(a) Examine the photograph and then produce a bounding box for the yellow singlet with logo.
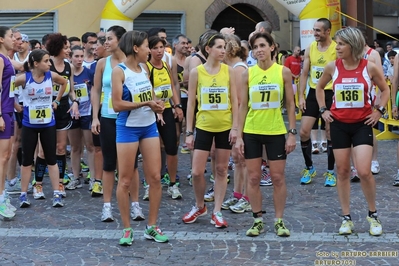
[244,63,286,135]
[308,40,337,90]
[147,61,173,108]
[196,63,231,132]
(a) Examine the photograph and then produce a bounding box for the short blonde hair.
[334,27,365,61]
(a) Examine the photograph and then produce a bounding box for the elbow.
[112,100,122,112]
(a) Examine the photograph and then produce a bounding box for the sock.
[17,147,22,166]
[327,169,334,174]
[146,225,154,229]
[104,202,111,208]
[131,202,138,207]
[368,210,377,217]
[95,179,102,183]
[160,149,167,176]
[327,140,335,171]
[35,156,47,183]
[56,155,66,180]
[252,210,263,219]
[169,182,175,187]
[53,190,60,195]
[233,191,242,199]
[343,214,351,220]
[9,177,18,186]
[301,139,313,168]
[20,192,27,197]
[243,195,250,202]
[274,218,281,223]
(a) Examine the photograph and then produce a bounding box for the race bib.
[311,66,324,84]
[53,80,70,97]
[200,87,228,111]
[335,83,364,109]
[107,92,118,115]
[154,84,172,101]
[250,84,280,110]
[74,83,89,102]
[29,104,52,124]
[133,89,153,103]
[9,75,16,98]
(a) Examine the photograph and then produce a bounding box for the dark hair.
[68,36,80,44]
[147,27,166,38]
[42,34,50,47]
[118,30,148,57]
[172,34,187,46]
[70,45,84,57]
[97,36,106,46]
[317,18,332,30]
[23,49,49,72]
[356,27,368,44]
[107,25,127,41]
[200,31,224,59]
[149,35,166,49]
[0,26,10,39]
[29,39,41,49]
[187,38,192,44]
[300,49,305,56]
[46,33,68,56]
[249,31,276,58]
[81,32,97,43]
[388,50,397,58]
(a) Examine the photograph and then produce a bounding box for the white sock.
[104,202,111,208]
[9,177,17,185]
[131,202,138,207]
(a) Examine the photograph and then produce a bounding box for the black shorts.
[194,128,231,151]
[303,89,333,118]
[243,133,287,160]
[312,117,326,130]
[330,119,373,149]
[181,97,188,118]
[55,104,72,130]
[14,111,23,129]
[158,108,178,156]
[99,117,117,171]
[70,115,92,130]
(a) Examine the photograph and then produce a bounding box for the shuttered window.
[133,13,184,43]
[0,12,55,42]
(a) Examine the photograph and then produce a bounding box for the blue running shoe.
[300,166,316,184]
[19,193,31,208]
[323,171,336,187]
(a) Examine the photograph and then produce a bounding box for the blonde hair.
[334,27,365,61]
[224,34,246,61]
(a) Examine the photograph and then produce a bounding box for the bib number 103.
[138,91,152,102]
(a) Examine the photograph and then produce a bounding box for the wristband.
[73,99,80,106]
[53,100,60,106]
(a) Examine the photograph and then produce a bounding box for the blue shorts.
[70,115,92,130]
[116,122,159,143]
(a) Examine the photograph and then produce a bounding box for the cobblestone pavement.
[1,123,399,265]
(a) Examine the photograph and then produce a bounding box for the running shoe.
[246,218,264,237]
[320,141,328,153]
[211,211,228,228]
[144,225,169,243]
[4,193,16,213]
[180,145,191,154]
[62,173,71,185]
[101,205,114,222]
[311,142,319,154]
[274,218,290,237]
[119,228,133,246]
[351,167,360,182]
[228,157,235,170]
[371,161,380,174]
[5,179,21,193]
[143,185,149,201]
[366,214,382,236]
[130,203,145,221]
[210,174,230,184]
[19,193,31,208]
[300,166,316,184]
[221,196,238,210]
[80,159,89,172]
[339,218,354,235]
[393,174,399,186]
[33,184,46,200]
[161,173,170,187]
[323,171,336,187]
[85,172,91,185]
[138,154,143,162]
[52,194,64,207]
[230,197,251,213]
[91,182,103,197]
[65,178,83,190]
[167,184,182,199]
[260,169,272,186]
[182,205,207,224]
[59,183,66,198]
[204,186,214,202]
[0,201,15,220]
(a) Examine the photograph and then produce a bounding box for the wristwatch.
[186,131,194,137]
[377,106,386,115]
[173,104,183,109]
[288,129,297,135]
[319,106,328,114]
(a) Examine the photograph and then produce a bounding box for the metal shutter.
[0,12,55,42]
[133,13,184,43]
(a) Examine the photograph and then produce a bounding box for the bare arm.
[368,61,390,109]
[91,58,105,120]
[391,54,399,118]
[228,66,238,130]
[0,57,4,112]
[10,59,24,72]
[170,57,181,105]
[235,69,249,155]
[185,68,198,132]
[283,66,297,154]
[316,61,335,123]
[299,47,310,98]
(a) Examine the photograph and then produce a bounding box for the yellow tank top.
[308,40,336,90]
[244,63,286,135]
[196,63,232,132]
[147,61,174,108]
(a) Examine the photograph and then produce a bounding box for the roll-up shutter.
[0,12,55,42]
[133,13,184,44]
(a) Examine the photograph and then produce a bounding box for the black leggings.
[21,125,57,166]
[157,108,178,156]
[99,117,117,171]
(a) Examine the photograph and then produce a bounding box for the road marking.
[0,228,397,243]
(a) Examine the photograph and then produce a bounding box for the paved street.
[2,123,399,265]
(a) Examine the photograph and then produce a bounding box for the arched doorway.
[211,4,263,40]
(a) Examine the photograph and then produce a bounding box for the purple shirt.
[0,53,15,113]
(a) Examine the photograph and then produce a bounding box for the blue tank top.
[21,71,55,128]
[100,56,117,119]
[73,67,93,116]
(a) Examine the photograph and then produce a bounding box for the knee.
[0,151,11,162]
[215,165,228,178]
[94,146,102,154]
[357,168,371,179]
[336,167,350,180]
[85,144,95,153]
[271,173,285,187]
[56,143,66,155]
[147,173,161,186]
[118,176,131,190]
[70,144,81,153]
[247,172,260,187]
[299,128,310,140]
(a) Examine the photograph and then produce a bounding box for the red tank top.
[331,59,372,123]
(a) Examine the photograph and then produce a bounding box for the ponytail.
[23,61,30,72]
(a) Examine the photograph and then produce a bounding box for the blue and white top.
[116,63,155,128]
[73,67,93,116]
[21,71,55,128]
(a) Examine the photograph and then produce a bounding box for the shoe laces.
[251,219,263,230]
[123,228,132,238]
[275,219,287,230]
[213,212,225,223]
[187,206,200,216]
[323,172,335,181]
